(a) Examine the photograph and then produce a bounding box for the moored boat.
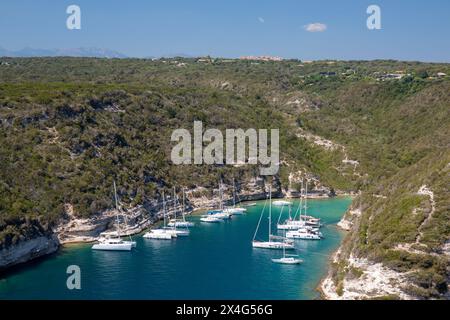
[252,186,295,251]
[200,215,222,223]
[92,182,136,251]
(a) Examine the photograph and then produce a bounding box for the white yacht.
[272,230,303,264]
[203,182,232,220]
[272,256,303,264]
[100,231,137,248]
[167,219,195,228]
[143,229,173,240]
[286,230,321,240]
[252,187,295,251]
[206,210,232,220]
[92,235,133,251]
[277,179,322,232]
[223,207,246,215]
[277,204,303,230]
[277,221,304,230]
[272,200,292,206]
[252,240,295,250]
[145,189,191,239]
[92,182,136,251]
[168,189,195,229]
[224,178,247,215]
[200,215,222,223]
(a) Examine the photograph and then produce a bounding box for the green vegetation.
[0,57,448,297]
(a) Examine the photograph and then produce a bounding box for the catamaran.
[252,186,295,250]
[92,181,136,251]
[92,234,134,251]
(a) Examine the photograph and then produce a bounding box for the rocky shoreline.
[318,201,436,300]
[0,235,60,271]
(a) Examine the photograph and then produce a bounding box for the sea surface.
[0,197,351,299]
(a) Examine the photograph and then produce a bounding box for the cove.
[0,197,351,300]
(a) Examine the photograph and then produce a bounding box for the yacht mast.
[304,180,308,218]
[268,185,272,242]
[182,188,186,222]
[233,178,236,208]
[219,181,223,211]
[173,186,177,230]
[113,181,121,235]
[162,191,166,228]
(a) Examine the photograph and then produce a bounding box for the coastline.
[60,193,354,245]
[0,196,352,299]
[0,186,354,275]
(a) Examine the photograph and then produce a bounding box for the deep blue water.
[0,197,351,299]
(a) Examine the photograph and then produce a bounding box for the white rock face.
[337,208,361,231]
[0,235,59,270]
[321,255,415,300]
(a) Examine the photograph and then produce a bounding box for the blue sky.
[0,0,449,61]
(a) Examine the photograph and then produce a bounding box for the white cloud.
[304,23,327,32]
[258,17,265,23]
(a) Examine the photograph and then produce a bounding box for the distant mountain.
[160,53,195,58]
[0,47,127,58]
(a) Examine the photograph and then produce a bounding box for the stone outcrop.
[0,235,59,270]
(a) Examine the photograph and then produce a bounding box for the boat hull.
[92,243,133,251]
[252,241,295,250]
[167,222,195,228]
[271,258,303,264]
[200,217,222,223]
[143,231,172,240]
[286,232,321,240]
[277,224,302,230]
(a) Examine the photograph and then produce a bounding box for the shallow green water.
[0,197,351,299]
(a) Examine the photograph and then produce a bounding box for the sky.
[0,0,449,62]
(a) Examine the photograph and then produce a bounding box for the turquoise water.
[0,197,351,300]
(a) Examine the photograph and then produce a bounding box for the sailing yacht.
[147,189,191,239]
[166,188,190,236]
[200,215,222,223]
[144,192,178,240]
[272,231,303,264]
[277,204,304,230]
[167,188,194,228]
[285,181,323,240]
[286,229,321,240]
[223,178,247,215]
[92,181,136,251]
[252,186,295,250]
[205,182,232,220]
[278,180,323,234]
[144,229,173,240]
[272,200,292,206]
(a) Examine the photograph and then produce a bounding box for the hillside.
[0,57,448,298]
